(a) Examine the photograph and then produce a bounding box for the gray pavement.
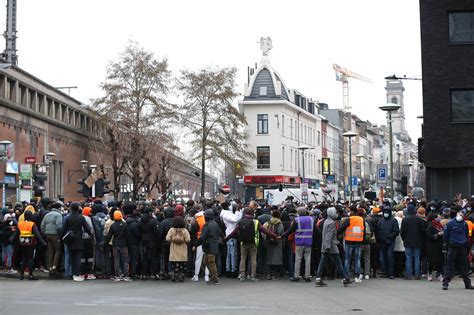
[0,276,472,315]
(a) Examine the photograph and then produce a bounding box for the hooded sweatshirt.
[377,207,399,244]
[320,207,340,254]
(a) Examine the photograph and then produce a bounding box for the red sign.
[25,157,36,164]
[222,185,230,193]
[244,176,301,185]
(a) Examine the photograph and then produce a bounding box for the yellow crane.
[333,64,372,111]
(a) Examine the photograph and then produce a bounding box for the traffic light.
[77,177,91,198]
[32,168,47,197]
[95,178,110,198]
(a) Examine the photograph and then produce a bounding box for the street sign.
[20,164,32,180]
[84,169,99,188]
[322,158,330,175]
[326,175,335,183]
[222,184,230,194]
[24,157,36,164]
[351,176,358,186]
[377,164,388,185]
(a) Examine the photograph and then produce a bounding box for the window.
[257,147,270,169]
[282,115,285,135]
[259,86,268,96]
[449,12,474,43]
[290,119,293,138]
[257,114,268,134]
[304,125,307,143]
[290,149,293,172]
[451,89,474,122]
[282,146,285,169]
[317,131,321,146]
[391,96,398,104]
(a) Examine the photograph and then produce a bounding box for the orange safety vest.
[196,214,206,240]
[345,216,364,242]
[467,220,473,238]
[18,221,35,246]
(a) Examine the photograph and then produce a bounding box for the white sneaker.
[73,276,84,282]
[438,275,443,282]
[355,277,362,283]
[204,275,210,282]
[87,274,96,280]
[191,275,199,282]
[364,275,370,280]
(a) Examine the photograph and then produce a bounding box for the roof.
[244,63,289,101]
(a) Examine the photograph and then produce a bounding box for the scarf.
[431,219,443,232]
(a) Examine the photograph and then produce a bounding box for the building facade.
[0,61,216,205]
[419,0,474,200]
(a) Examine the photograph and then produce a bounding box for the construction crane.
[333,64,372,111]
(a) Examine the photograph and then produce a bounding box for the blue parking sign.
[377,164,387,184]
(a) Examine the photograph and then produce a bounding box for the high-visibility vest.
[196,214,206,239]
[253,220,260,247]
[467,220,473,237]
[18,221,35,246]
[344,216,364,242]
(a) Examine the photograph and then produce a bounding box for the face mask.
[383,213,389,218]
[456,214,463,222]
[430,207,436,211]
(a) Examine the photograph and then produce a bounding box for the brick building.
[0,60,216,205]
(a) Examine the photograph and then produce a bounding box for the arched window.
[391,97,398,104]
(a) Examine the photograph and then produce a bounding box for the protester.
[166,216,191,282]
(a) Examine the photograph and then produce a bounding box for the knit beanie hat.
[113,211,123,221]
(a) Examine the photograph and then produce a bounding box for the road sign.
[351,176,358,186]
[222,184,230,194]
[377,164,387,185]
[20,164,32,180]
[326,175,335,184]
[25,157,36,164]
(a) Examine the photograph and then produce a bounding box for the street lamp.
[297,145,312,183]
[343,131,357,202]
[379,103,401,199]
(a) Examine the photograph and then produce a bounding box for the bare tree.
[93,41,175,200]
[176,67,253,197]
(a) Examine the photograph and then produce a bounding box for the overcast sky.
[8,0,423,140]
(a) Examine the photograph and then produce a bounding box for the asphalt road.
[0,276,472,315]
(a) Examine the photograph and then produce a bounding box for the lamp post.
[343,131,357,202]
[0,140,12,207]
[379,104,401,199]
[356,153,364,198]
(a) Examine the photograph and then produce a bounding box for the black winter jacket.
[400,214,426,248]
[377,210,399,245]
[104,220,128,247]
[138,215,159,247]
[126,217,141,246]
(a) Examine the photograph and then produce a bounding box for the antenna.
[3,0,18,65]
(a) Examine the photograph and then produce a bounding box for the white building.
[238,40,323,200]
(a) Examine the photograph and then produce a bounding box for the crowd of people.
[0,195,473,290]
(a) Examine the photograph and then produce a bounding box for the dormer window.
[259,86,267,96]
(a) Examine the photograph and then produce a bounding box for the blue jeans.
[63,245,72,277]
[405,247,421,277]
[226,239,238,272]
[3,244,13,268]
[380,240,395,276]
[344,243,361,276]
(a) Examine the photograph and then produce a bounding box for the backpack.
[173,228,185,245]
[364,221,375,244]
[239,218,256,244]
